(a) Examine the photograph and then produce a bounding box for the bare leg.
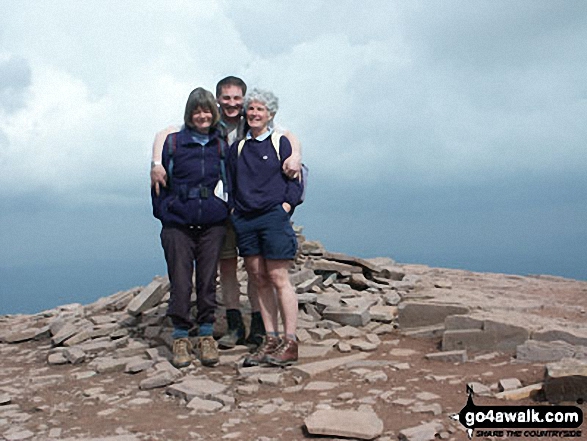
[244,255,278,333]
[266,259,297,336]
[247,277,260,312]
[219,257,240,310]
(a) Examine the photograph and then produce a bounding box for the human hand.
[282,202,291,213]
[282,154,301,179]
[151,164,167,196]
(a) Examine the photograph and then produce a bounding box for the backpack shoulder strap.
[270,132,282,161]
[166,132,178,189]
[237,138,246,156]
[217,138,228,187]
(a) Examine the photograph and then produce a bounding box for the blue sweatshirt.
[227,131,302,215]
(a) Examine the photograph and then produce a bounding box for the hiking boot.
[245,311,266,350]
[171,337,193,368]
[195,336,219,367]
[217,309,245,349]
[265,337,298,367]
[242,335,281,368]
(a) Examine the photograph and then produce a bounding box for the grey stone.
[139,371,175,390]
[383,291,402,306]
[467,381,492,396]
[425,350,467,363]
[304,409,384,440]
[499,378,523,391]
[443,319,529,354]
[517,340,576,362]
[89,357,133,374]
[323,304,370,327]
[307,259,362,275]
[289,268,318,286]
[186,397,223,412]
[166,378,228,401]
[126,277,170,316]
[533,328,587,347]
[369,305,396,323]
[444,315,484,330]
[409,402,443,416]
[125,359,155,373]
[348,338,378,352]
[296,275,323,293]
[398,302,469,329]
[47,352,68,365]
[51,320,91,346]
[64,347,86,364]
[333,325,363,339]
[307,328,332,340]
[398,422,444,441]
[257,373,282,386]
[291,353,370,379]
[4,326,49,343]
[322,251,383,274]
[304,381,338,391]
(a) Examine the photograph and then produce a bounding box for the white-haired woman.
[227,88,303,367]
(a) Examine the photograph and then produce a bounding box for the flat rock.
[126,277,170,316]
[186,397,224,412]
[304,409,384,440]
[304,381,339,391]
[398,302,469,328]
[139,371,175,390]
[425,350,467,363]
[398,421,444,441]
[516,339,576,362]
[323,304,371,327]
[499,378,522,392]
[291,352,370,379]
[494,383,543,401]
[166,378,228,401]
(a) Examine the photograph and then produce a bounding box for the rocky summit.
[1,229,587,440]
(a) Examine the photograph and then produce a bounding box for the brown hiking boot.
[265,337,298,367]
[171,337,193,368]
[242,335,281,367]
[195,336,219,367]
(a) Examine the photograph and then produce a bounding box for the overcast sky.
[1,1,586,314]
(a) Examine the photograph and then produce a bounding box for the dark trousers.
[160,223,226,330]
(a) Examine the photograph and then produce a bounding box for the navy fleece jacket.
[227,133,302,215]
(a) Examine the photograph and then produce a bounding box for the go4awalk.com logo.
[451,386,583,439]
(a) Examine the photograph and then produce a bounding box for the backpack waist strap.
[178,184,211,201]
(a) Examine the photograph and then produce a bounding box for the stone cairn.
[1,227,587,440]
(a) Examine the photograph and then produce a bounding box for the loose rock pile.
[1,229,587,440]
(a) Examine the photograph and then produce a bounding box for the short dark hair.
[216,76,247,98]
[184,87,221,129]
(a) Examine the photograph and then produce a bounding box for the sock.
[172,327,189,339]
[199,322,214,337]
[285,333,297,341]
[268,331,279,337]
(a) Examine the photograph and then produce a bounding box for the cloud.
[0,0,585,201]
[0,54,32,114]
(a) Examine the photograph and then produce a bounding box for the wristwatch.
[151,160,162,169]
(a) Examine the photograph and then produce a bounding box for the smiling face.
[191,106,214,133]
[246,100,272,135]
[217,84,244,122]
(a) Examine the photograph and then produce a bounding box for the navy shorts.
[231,205,297,260]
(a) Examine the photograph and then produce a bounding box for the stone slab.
[398,302,469,329]
[291,352,370,379]
[304,409,383,440]
[127,277,170,316]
